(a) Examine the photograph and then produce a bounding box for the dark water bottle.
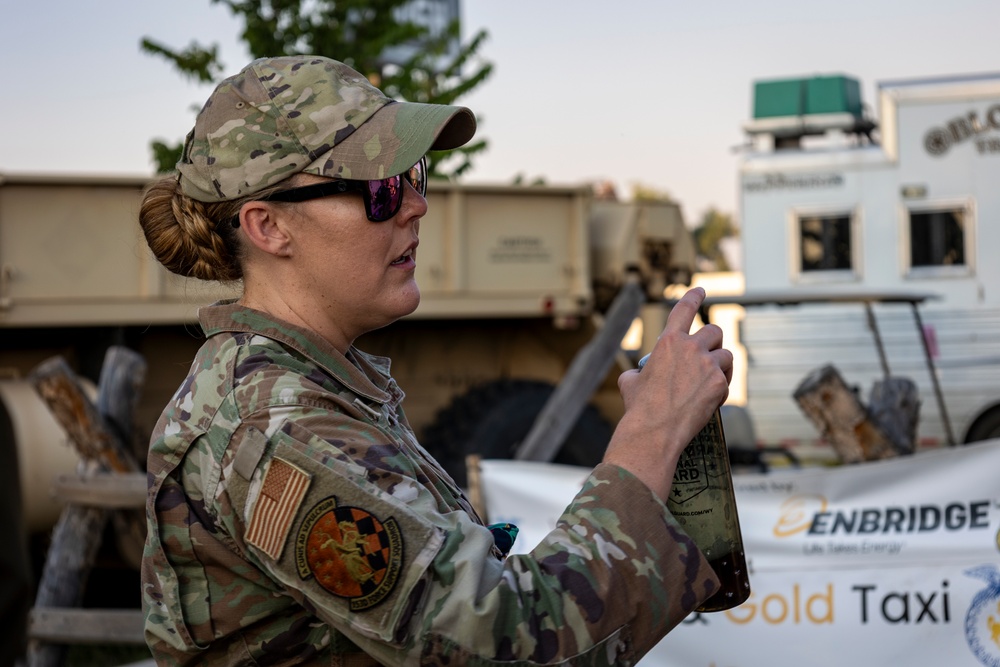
[639,354,750,612]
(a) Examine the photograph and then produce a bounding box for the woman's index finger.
[664,287,706,335]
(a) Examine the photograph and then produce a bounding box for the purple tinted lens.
[406,157,427,196]
[363,157,425,221]
[365,176,403,221]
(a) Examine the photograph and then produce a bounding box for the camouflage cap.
[177,55,477,202]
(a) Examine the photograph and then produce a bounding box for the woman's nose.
[397,179,428,224]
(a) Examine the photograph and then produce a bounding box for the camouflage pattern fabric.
[142,301,720,666]
[177,56,476,203]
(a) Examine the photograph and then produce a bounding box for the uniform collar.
[199,300,395,405]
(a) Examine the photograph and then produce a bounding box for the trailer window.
[909,209,965,267]
[799,214,852,272]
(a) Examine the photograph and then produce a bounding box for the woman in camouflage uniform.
[139,55,732,666]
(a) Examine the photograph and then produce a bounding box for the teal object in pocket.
[487,523,519,557]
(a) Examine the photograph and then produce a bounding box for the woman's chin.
[384,286,421,322]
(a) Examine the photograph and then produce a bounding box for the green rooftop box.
[753,75,862,119]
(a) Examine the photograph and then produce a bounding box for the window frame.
[788,204,862,284]
[901,198,976,279]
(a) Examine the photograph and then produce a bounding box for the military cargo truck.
[0,173,697,516]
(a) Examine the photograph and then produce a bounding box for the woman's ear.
[238,202,292,257]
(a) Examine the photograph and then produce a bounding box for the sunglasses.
[233,157,427,226]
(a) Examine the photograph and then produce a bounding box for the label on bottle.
[636,353,749,610]
[666,411,750,611]
[666,413,740,560]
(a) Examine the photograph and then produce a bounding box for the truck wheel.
[965,406,1000,443]
[421,379,613,487]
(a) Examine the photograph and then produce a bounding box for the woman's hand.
[602,287,733,501]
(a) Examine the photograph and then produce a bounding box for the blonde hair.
[138,175,292,282]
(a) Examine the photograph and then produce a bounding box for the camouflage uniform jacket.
[142,301,720,666]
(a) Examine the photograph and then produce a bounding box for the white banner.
[478,439,1000,667]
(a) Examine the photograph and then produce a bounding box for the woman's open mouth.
[391,250,414,266]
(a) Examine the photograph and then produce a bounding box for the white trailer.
[735,72,1000,459]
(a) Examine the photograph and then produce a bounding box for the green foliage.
[693,208,738,271]
[511,173,547,187]
[143,0,492,177]
[140,39,223,83]
[150,140,185,174]
[630,183,674,203]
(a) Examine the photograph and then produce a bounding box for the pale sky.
[2,0,997,223]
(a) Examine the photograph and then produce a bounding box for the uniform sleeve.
[418,462,720,665]
[220,404,720,667]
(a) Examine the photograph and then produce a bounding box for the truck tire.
[965,405,1000,443]
[421,379,613,487]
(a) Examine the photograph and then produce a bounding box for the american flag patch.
[246,457,311,561]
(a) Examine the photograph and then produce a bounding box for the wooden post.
[793,364,897,464]
[27,506,110,667]
[97,346,148,466]
[869,377,921,456]
[515,277,644,462]
[27,347,147,667]
[465,455,488,525]
[29,355,142,475]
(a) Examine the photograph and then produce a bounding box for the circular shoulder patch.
[295,496,403,611]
